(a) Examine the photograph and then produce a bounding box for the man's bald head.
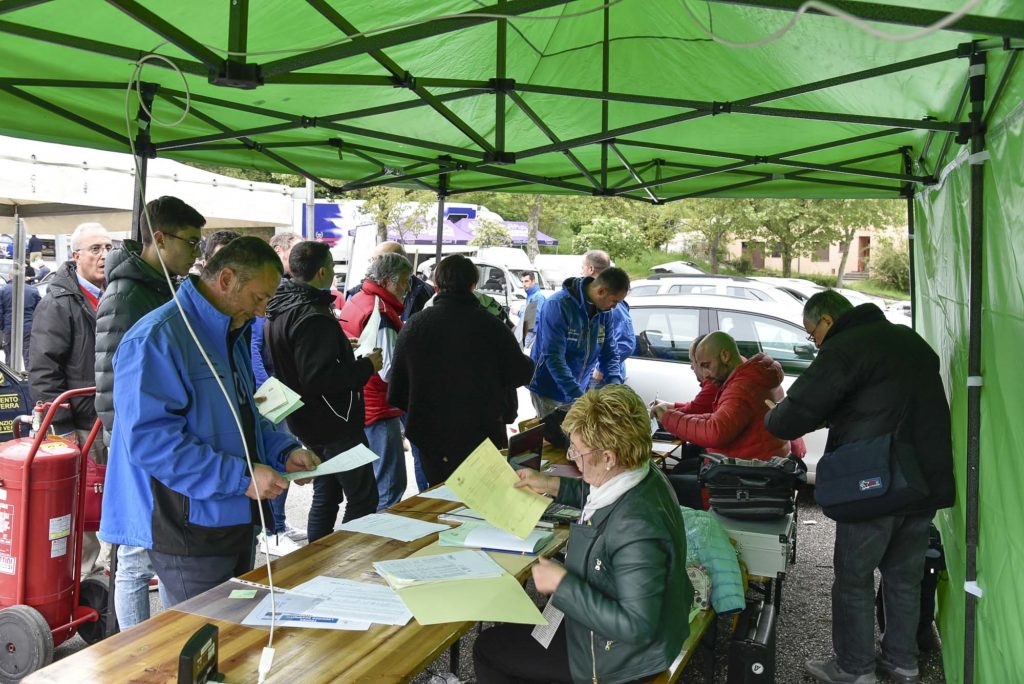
[372,241,407,258]
[694,331,742,385]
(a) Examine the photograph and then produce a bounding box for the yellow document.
[398,573,546,626]
[446,439,550,539]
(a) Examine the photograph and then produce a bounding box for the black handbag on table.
[700,454,807,521]
[813,405,930,522]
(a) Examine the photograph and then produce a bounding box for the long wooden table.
[27,492,567,683]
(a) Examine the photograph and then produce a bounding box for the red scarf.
[78,284,100,311]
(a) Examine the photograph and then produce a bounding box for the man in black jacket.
[388,254,535,486]
[264,241,382,541]
[765,290,954,684]
[94,196,204,629]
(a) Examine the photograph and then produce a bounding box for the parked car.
[629,275,804,313]
[650,260,704,275]
[624,293,827,483]
[0,360,34,441]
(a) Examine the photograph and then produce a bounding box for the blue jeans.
[114,544,154,629]
[149,543,255,609]
[365,417,406,510]
[832,512,933,675]
[400,414,428,492]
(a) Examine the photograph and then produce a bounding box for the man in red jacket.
[653,331,793,461]
[339,252,412,510]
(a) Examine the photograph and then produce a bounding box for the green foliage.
[469,217,512,247]
[869,236,910,292]
[844,279,909,301]
[573,217,646,260]
[729,256,753,275]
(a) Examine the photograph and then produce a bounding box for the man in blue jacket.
[527,266,630,418]
[99,237,319,607]
[580,250,636,385]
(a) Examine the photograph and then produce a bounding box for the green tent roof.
[0,1,1020,201]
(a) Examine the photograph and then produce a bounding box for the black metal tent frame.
[1,1,1022,681]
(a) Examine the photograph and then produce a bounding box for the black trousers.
[305,440,378,542]
[148,544,254,608]
[474,622,573,684]
[474,622,650,684]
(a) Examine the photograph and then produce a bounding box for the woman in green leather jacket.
[474,385,692,684]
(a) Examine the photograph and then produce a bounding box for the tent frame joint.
[489,77,516,93]
[484,150,516,165]
[208,60,263,91]
[712,101,732,116]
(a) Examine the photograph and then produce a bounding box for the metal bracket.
[711,101,732,116]
[484,150,516,165]
[208,60,263,90]
[393,71,416,89]
[489,78,516,93]
[300,116,318,129]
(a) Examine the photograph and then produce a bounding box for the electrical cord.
[124,48,281,682]
[679,0,983,49]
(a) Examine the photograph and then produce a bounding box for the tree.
[358,187,432,244]
[526,195,543,261]
[743,199,839,278]
[469,217,512,247]
[681,199,754,273]
[870,235,910,292]
[573,217,646,260]
[825,199,905,285]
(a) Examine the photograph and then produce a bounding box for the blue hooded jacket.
[99,277,299,554]
[527,277,622,404]
[586,300,636,382]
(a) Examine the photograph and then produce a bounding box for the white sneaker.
[283,524,307,542]
[259,532,302,557]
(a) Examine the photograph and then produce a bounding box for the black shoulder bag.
[814,403,930,523]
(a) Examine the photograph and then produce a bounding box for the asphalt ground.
[53,465,947,684]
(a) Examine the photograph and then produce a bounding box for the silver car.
[625,293,827,483]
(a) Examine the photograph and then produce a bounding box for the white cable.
[679,0,983,49]
[124,52,280,657]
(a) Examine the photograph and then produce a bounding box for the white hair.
[70,222,109,251]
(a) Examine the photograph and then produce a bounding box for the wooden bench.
[646,609,718,684]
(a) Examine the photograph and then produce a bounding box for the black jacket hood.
[266,277,332,320]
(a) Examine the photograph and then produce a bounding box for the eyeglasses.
[805,317,824,343]
[76,244,113,256]
[164,232,202,252]
[567,443,604,462]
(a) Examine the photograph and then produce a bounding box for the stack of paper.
[240,586,371,631]
[439,520,553,554]
[293,576,413,626]
[254,377,304,424]
[373,550,504,590]
[337,512,448,542]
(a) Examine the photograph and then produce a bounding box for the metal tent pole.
[963,49,986,684]
[902,148,917,330]
[130,83,157,243]
[10,207,25,373]
[435,175,448,267]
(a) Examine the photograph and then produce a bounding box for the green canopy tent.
[0,1,1021,681]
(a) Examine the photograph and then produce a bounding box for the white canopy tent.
[0,135,297,236]
[0,135,299,372]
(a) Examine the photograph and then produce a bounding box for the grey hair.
[366,252,413,285]
[269,232,302,251]
[803,289,854,324]
[583,249,611,273]
[70,222,109,251]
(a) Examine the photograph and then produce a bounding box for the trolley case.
[700,454,806,521]
[726,600,777,684]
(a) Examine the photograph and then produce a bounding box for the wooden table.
[27,492,567,683]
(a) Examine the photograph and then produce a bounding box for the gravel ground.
[52,465,947,684]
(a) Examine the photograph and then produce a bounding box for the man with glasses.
[765,290,954,684]
[94,196,204,628]
[29,221,113,579]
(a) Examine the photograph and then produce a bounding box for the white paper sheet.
[354,295,382,358]
[293,576,412,626]
[336,512,448,542]
[373,550,505,589]
[254,377,304,424]
[283,443,380,481]
[417,485,464,503]
[240,589,371,631]
[439,521,553,554]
